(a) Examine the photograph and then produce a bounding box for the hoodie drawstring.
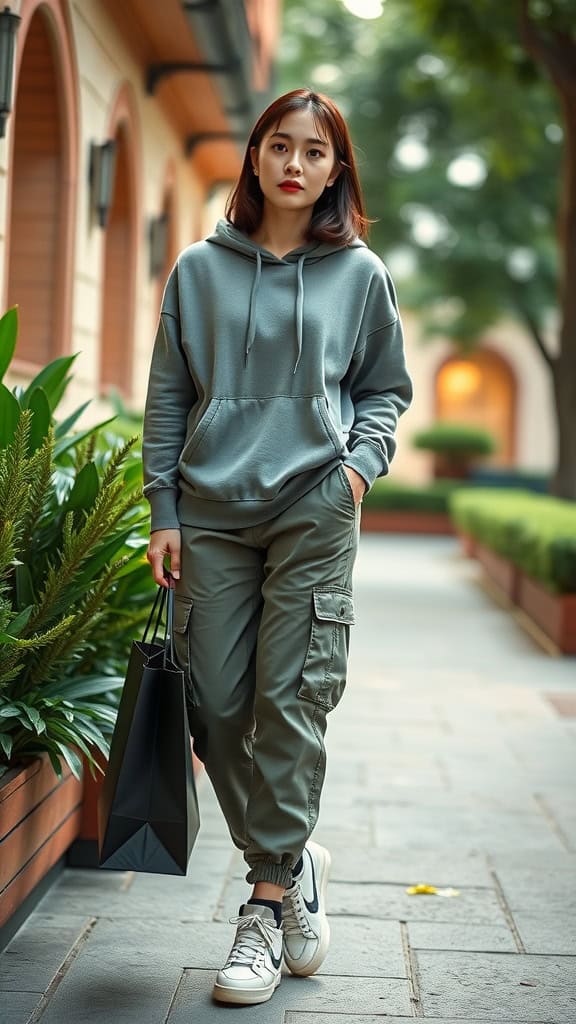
[245,249,262,366]
[293,253,305,375]
[244,250,306,374]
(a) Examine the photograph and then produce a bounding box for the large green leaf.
[73,524,146,589]
[41,675,124,700]
[55,400,92,439]
[8,605,34,636]
[14,562,35,609]
[65,461,99,511]
[0,384,21,448]
[27,387,51,452]
[0,308,18,382]
[54,417,117,459]
[0,733,13,759]
[23,355,78,413]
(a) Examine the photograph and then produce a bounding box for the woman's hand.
[342,465,367,506]
[146,529,181,587]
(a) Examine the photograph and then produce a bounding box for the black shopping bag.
[97,585,200,874]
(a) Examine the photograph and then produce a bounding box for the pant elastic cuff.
[246,859,295,888]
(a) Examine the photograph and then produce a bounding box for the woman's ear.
[249,145,259,175]
[326,163,342,187]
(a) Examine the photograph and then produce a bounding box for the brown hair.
[224,88,375,246]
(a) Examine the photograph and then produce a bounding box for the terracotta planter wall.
[476,542,520,603]
[517,572,576,654]
[360,511,454,535]
[0,753,82,929]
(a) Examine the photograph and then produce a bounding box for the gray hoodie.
[142,217,413,531]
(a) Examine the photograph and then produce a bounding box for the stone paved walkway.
[1,535,575,1023]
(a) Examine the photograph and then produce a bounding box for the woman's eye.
[271,143,322,159]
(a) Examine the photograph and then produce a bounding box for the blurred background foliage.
[278,0,561,345]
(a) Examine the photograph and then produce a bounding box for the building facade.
[2,0,280,415]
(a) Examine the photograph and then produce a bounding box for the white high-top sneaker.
[282,840,331,976]
[213,903,283,1005]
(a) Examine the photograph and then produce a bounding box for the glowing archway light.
[341,0,385,19]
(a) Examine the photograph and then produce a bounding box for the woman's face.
[250,107,340,212]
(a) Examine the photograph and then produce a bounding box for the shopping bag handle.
[142,585,168,646]
[142,583,177,668]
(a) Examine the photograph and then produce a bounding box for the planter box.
[457,530,477,558]
[476,542,520,603]
[360,510,454,535]
[517,572,576,654]
[0,753,82,929]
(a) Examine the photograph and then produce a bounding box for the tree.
[407,0,575,498]
[278,0,574,496]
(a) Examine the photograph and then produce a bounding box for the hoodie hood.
[206,217,367,373]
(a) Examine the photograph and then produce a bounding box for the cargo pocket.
[298,586,355,712]
[172,594,198,708]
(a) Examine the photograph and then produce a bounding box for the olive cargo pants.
[172,462,361,888]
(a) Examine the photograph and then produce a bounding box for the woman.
[143,87,413,1006]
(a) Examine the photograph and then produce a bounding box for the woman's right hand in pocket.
[146,529,181,587]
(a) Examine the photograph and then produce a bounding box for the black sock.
[246,898,282,928]
[292,854,304,877]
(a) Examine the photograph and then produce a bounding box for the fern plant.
[0,307,152,782]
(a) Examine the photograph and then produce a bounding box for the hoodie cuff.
[147,488,181,532]
[343,442,388,493]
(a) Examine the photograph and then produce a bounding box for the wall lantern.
[149,212,168,279]
[89,139,117,228]
[0,5,21,139]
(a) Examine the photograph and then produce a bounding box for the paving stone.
[312,917,405,977]
[37,839,233,922]
[37,871,226,922]
[325,846,493,887]
[494,861,576,916]
[327,881,506,926]
[0,991,41,1024]
[282,1018,523,1024]
[408,920,517,953]
[513,913,576,955]
[167,970,412,1022]
[416,948,576,1020]
[0,914,92,991]
[373,803,563,854]
[26,917,238,1024]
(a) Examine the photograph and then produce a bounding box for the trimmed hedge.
[412,422,497,456]
[449,488,576,593]
[363,478,462,513]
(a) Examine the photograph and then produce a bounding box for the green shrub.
[363,478,462,513]
[0,307,154,781]
[449,488,576,592]
[413,421,497,457]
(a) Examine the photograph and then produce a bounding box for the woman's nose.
[285,154,303,174]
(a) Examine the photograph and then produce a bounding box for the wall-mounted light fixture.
[149,212,169,279]
[89,139,117,228]
[0,5,21,139]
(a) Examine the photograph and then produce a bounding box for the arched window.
[6,1,78,366]
[436,348,517,464]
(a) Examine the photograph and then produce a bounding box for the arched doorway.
[6,2,78,365]
[435,348,517,464]
[99,86,140,400]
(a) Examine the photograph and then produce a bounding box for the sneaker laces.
[282,882,316,939]
[225,912,279,968]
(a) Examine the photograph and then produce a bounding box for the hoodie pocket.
[178,395,344,502]
[298,586,355,711]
